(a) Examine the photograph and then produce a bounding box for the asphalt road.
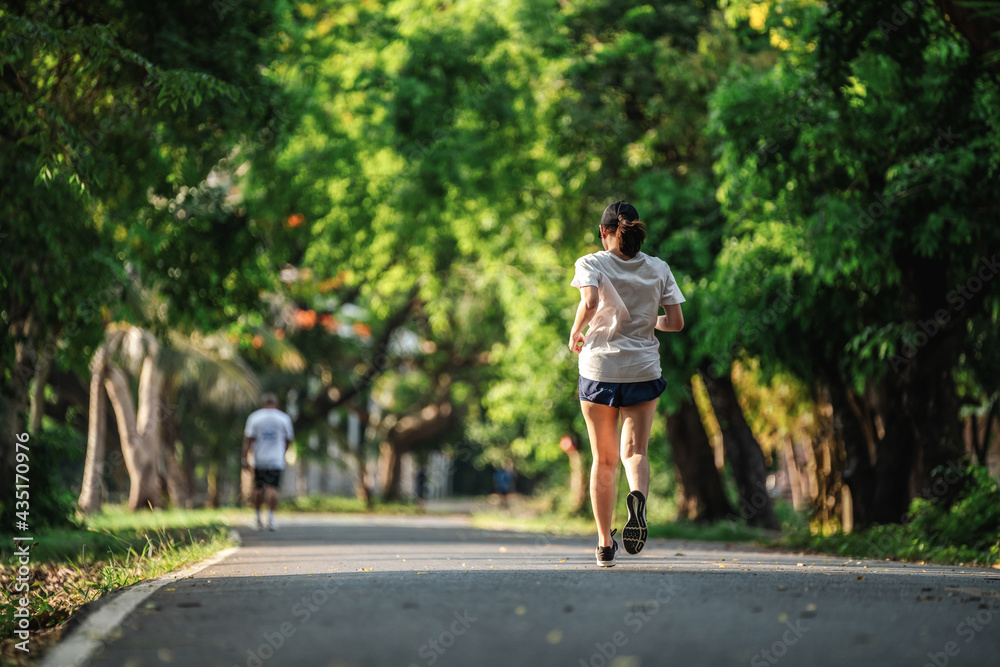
[52,515,1000,667]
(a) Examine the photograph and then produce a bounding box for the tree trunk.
[380,402,458,502]
[79,345,108,514]
[826,375,876,528]
[161,428,190,509]
[240,465,254,507]
[903,358,965,502]
[207,461,220,508]
[563,438,588,515]
[665,385,734,522]
[159,375,190,509]
[351,405,373,506]
[700,370,780,530]
[104,362,162,510]
[970,400,996,465]
[780,437,804,511]
[28,334,55,434]
[870,385,914,524]
[379,440,404,502]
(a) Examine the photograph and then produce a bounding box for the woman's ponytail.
[615,216,646,259]
[600,201,646,259]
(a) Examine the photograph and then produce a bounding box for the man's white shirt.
[244,408,294,469]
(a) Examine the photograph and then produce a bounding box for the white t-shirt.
[244,408,294,470]
[571,250,686,383]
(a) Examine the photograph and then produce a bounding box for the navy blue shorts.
[578,376,667,408]
[254,468,282,489]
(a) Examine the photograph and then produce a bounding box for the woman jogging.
[568,201,685,567]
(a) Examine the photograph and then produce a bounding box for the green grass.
[471,511,595,535]
[470,510,780,543]
[279,494,423,514]
[0,506,240,564]
[0,506,237,663]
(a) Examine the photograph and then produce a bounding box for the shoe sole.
[596,555,617,567]
[622,492,647,555]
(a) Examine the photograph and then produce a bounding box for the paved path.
[56,515,1000,667]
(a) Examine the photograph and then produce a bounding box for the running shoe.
[622,490,647,554]
[596,529,619,567]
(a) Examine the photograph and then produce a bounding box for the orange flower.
[286,213,305,228]
[294,309,318,330]
[252,335,264,349]
[352,322,372,339]
[275,328,285,340]
[321,314,339,333]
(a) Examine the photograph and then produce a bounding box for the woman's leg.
[620,399,658,497]
[581,400,620,547]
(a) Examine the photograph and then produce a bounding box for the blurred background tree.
[2,0,998,544]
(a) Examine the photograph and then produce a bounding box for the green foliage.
[784,465,1000,566]
[23,422,85,531]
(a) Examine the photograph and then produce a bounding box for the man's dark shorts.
[579,376,667,408]
[254,468,282,490]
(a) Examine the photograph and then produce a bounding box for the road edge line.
[39,529,243,667]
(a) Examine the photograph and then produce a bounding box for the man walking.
[242,393,294,531]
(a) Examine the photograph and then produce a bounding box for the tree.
[2,0,291,519]
[709,0,1000,524]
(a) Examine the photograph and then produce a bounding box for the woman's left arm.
[568,285,599,354]
[655,303,684,332]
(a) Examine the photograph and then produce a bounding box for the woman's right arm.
[568,285,599,354]
[655,303,684,332]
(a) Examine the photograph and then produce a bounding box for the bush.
[784,464,1000,566]
[902,464,1000,564]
